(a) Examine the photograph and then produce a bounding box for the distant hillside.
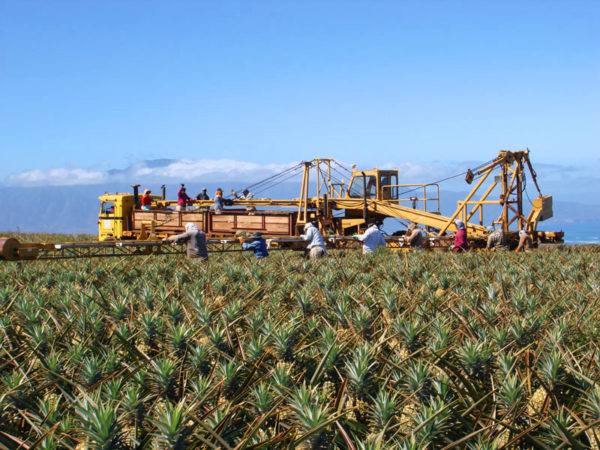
[0,182,302,234]
[1,185,597,242]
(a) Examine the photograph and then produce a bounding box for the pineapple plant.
[1,235,600,448]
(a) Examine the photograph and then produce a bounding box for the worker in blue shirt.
[239,231,269,259]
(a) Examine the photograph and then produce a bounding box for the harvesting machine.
[0,150,563,261]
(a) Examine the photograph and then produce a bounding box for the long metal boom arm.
[331,199,488,236]
[0,237,305,261]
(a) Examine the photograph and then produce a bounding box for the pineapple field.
[1,236,600,448]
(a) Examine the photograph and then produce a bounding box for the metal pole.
[362,172,368,224]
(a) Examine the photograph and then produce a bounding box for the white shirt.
[301,224,326,249]
[357,225,386,254]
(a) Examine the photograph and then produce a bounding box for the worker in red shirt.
[177,185,191,211]
[453,219,469,252]
[141,189,153,210]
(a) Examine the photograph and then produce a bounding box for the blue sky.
[1,1,598,197]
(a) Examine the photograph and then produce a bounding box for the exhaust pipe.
[131,184,140,209]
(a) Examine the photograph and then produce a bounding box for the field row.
[1,246,599,448]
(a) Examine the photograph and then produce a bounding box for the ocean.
[540,222,599,244]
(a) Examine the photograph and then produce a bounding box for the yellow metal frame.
[95,151,558,244]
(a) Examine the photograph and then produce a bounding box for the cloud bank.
[4,158,599,204]
[4,158,298,187]
[4,158,463,188]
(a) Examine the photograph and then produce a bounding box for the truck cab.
[98,194,134,241]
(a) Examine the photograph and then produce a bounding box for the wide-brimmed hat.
[143,189,151,195]
[252,231,263,238]
[487,226,495,234]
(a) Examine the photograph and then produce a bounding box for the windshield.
[101,202,115,214]
[348,175,376,198]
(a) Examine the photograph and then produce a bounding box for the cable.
[522,172,534,207]
[333,160,352,174]
[242,162,304,190]
[228,163,305,199]
[251,170,304,197]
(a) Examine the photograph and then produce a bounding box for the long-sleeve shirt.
[486,230,507,250]
[357,225,386,254]
[242,239,269,258]
[141,194,153,207]
[166,230,208,259]
[300,225,326,249]
[177,188,191,206]
[453,229,469,252]
[516,233,533,252]
[406,229,423,248]
[214,195,224,211]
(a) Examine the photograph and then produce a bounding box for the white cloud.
[3,158,297,187]
[5,157,594,202]
[5,168,106,186]
[131,159,294,181]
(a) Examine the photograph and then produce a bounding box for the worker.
[214,188,224,213]
[355,220,386,254]
[177,185,191,211]
[453,220,469,252]
[164,223,208,260]
[240,231,269,259]
[486,226,508,251]
[515,229,533,252]
[141,189,153,210]
[196,188,209,201]
[405,222,424,251]
[300,222,327,259]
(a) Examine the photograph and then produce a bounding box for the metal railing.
[382,183,440,213]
